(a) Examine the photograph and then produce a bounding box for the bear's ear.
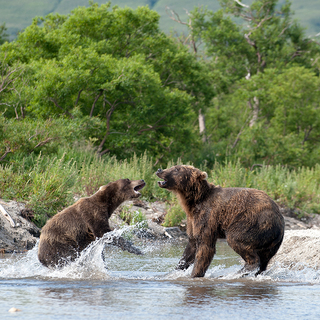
[200,171,208,180]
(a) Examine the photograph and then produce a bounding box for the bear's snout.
[156,168,163,174]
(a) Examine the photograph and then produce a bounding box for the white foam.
[0,225,139,280]
[2,227,320,284]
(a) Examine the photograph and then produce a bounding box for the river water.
[1,227,320,320]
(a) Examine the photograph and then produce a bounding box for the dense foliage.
[1,0,319,168]
[0,2,213,164]
[184,0,320,167]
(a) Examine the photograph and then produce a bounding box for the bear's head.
[156,165,207,193]
[98,178,146,201]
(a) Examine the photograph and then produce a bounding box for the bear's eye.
[126,178,130,182]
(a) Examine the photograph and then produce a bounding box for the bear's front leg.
[191,243,216,278]
[176,238,197,270]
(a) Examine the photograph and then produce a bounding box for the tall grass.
[209,162,320,215]
[0,145,319,227]
[0,152,78,225]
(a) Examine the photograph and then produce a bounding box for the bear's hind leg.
[228,239,261,274]
[239,251,260,274]
[38,240,78,268]
[256,238,283,274]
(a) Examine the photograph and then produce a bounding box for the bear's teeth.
[134,182,146,192]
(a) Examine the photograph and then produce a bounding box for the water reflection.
[182,281,278,307]
[1,235,320,319]
[38,283,106,306]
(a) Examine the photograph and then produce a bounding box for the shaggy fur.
[38,178,145,268]
[156,165,284,277]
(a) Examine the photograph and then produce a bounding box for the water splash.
[0,225,140,280]
[163,263,320,284]
[1,227,320,284]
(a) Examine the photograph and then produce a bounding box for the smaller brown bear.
[156,165,284,277]
[38,178,146,268]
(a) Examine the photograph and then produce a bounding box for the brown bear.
[38,178,146,268]
[156,165,284,277]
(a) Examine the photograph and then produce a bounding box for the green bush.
[209,161,320,215]
[162,199,186,227]
[119,205,148,228]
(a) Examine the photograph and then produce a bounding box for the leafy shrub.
[162,199,186,227]
[119,205,148,228]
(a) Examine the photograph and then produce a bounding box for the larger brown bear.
[38,178,146,268]
[156,165,284,277]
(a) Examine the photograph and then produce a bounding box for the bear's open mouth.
[157,180,167,188]
[134,182,146,194]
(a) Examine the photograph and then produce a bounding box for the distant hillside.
[1,0,319,40]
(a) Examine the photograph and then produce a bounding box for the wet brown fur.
[38,179,145,268]
[156,165,284,277]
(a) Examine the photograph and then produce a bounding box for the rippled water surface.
[1,228,320,320]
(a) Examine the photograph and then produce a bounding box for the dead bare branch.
[75,89,83,106]
[0,66,24,94]
[99,149,110,156]
[0,147,12,161]
[97,100,119,153]
[302,126,313,145]
[165,6,188,26]
[250,164,263,171]
[278,23,292,37]
[150,138,173,151]
[199,109,206,142]
[49,98,74,119]
[0,203,16,228]
[90,90,103,117]
[97,97,136,154]
[231,117,250,149]
[311,56,320,66]
[137,125,168,135]
[244,8,272,43]
[244,33,256,47]
[137,116,168,135]
[249,96,259,127]
[290,50,304,60]
[154,154,164,167]
[165,6,198,53]
[234,0,249,8]
[33,138,54,149]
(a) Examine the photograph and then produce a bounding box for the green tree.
[179,0,320,166]
[189,0,318,78]
[0,23,9,45]
[0,3,209,164]
[217,66,320,167]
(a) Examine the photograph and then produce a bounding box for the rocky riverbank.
[1,198,320,260]
[0,199,40,253]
